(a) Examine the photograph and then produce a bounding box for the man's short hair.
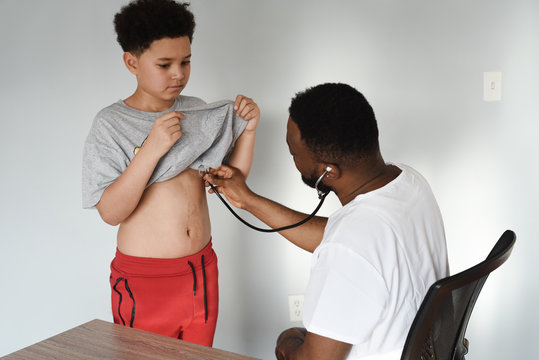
[289,83,379,164]
[114,0,195,55]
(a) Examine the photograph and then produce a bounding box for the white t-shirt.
[303,164,449,360]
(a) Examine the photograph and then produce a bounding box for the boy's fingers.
[170,111,185,120]
[157,114,183,128]
[236,99,246,113]
[239,102,259,119]
[171,120,181,128]
[160,111,185,122]
[172,131,182,141]
[165,121,181,134]
[238,102,250,116]
[242,108,257,120]
[234,95,244,110]
[235,96,254,114]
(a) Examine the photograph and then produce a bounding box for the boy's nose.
[171,66,184,80]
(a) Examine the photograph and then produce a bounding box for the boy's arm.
[96,111,184,225]
[227,95,260,178]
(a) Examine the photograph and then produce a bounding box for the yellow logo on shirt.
[134,137,147,155]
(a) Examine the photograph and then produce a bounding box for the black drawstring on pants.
[188,255,208,323]
[113,277,136,327]
[201,255,208,323]
[187,261,197,295]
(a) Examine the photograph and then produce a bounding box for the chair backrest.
[400,230,516,360]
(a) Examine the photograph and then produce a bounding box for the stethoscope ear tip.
[315,168,331,199]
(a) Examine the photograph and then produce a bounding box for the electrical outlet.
[288,294,304,322]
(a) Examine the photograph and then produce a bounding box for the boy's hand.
[143,111,184,158]
[234,94,260,132]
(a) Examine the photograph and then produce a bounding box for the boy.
[82,0,259,347]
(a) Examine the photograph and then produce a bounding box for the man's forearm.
[243,191,327,253]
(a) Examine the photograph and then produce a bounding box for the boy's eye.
[182,61,191,66]
[158,64,170,68]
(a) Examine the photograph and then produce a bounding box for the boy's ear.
[123,52,139,75]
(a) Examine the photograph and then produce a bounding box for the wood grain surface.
[2,319,260,360]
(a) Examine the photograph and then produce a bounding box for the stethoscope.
[205,167,331,232]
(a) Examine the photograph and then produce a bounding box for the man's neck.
[335,157,401,205]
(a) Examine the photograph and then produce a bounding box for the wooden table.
[2,319,261,360]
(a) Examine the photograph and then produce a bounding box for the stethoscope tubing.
[207,181,329,233]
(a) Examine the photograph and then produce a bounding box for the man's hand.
[234,94,260,132]
[275,327,352,360]
[203,165,254,209]
[275,327,307,360]
[142,111,184,158]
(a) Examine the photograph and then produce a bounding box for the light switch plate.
[483,71,502,102]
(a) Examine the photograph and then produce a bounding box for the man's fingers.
[205,181,216,193]
[216,164,233,172]
[209,165,235,178]
[204,174,222,186]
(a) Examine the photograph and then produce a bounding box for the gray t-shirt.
[82,95,247,209]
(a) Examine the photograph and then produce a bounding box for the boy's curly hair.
[114,0,195,55]
[289,83,379,164]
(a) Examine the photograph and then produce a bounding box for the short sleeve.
[302,243,390,344]
[81,120,130,209]
[222,110,248,164]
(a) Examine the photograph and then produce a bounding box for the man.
[204,83,448,360]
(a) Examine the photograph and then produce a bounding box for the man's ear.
[123,52,139,75]
[322,164,340,180]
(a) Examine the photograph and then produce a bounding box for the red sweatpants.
[109,240,219,346]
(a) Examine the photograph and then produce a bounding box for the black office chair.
[400,230,516,360]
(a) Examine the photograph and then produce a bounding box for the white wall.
[1,0,537,359]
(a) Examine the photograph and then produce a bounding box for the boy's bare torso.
[117,168,211,258]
